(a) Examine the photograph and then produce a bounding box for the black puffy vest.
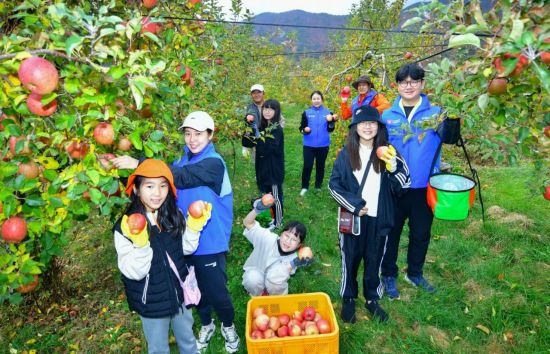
[114,221,189,318]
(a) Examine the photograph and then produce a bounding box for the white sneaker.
[221,323,240,353]
[196,320,215,351]
[299,188,308,196]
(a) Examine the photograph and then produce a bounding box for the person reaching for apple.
[340,75,391,120]
[241,195,313,297]
[299,91,337,197]
[328,106,410,324]
[113,159,211,354]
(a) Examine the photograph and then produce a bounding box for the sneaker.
[382,276,400,300]
[404,274,436,293]
[221,323,240,353]
[196,320,215,351]
[365,300,389,322]
[340,298,356,323]
[299,188,308,196]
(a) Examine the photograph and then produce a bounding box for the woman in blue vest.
[299,91,336,196]
[114,159,211,354]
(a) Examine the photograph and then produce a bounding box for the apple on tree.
[142,0,157,8]
[488,78,507,96]
[9,136,32,156]
[1,216,28,243]
[544,186,550,201]
[16,274,39,294]
[66,140,89,160]
[18,56,59,95]
[26,93,57,116]
[404,52,413,60]
[117,137,133,151]
[17,161,40,179]
[94,122,115,145]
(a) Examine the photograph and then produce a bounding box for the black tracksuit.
[329,146,410,300]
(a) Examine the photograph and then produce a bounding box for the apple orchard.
[0,0,549,308]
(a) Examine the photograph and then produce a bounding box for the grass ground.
[1,103,548,353]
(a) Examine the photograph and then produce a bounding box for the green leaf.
[107,66,128,80]
[25,195,46,206]
[531,61,550,93]
[64,78,81,94]
[129,130,143,150]
[98,27,116,39]
[65,34,84,55]
[509,19,524,41]
[86,170,100,186]
[448,34,480,48]
[477,94,489,112]
[401,17,422,28]
[89,188,103,204]
[129,81,143,110]
[149,130,164,141]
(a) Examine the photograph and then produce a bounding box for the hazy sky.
[217,0,418,16]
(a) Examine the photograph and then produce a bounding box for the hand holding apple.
[376,145,397,172]
[246,114,255,123]
[186,201,212,233]
[121,214,149,247]
[253,194,274,214]
[303,127,311,134]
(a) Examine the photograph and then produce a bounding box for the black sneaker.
[341,297,356,323]
[365,300,389,322]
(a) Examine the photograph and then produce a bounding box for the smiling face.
[311,93,323,107]
[356,121,379,146]
[279,228,301,252]
[251,90,264,105]
[262,107,275,121]
[135,177,170,212]
[397,75,425,104]
[184,127,211,154]
[357,82,370,95]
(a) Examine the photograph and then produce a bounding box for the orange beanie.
[125,159,177,198]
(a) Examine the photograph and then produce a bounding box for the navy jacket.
[255,124,284,186]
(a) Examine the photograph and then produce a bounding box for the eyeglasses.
[398,80,422,88]
[280,232,300,244]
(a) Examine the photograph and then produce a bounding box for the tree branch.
[324,50,381,94]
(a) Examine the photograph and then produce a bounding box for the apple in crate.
[251,330,263,339]
[264,329,276,339]
[305,323,319,335]
[277,325,289,337]
[316,319,331,334]
[278,313,290,326]
[292,310,303,321]
[269,316,280,331]
[253,307,266,319]
[302,306,316,321]
[255,314,270,331]
[289,324,302,337]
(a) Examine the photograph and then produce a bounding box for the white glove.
[242,147,251,158]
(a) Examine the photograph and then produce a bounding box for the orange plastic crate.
[245,292,339,354]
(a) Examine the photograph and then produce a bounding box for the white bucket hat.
[250,84,264,92]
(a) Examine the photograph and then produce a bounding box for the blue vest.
[173,143,233,255]
[303,105,331,148]
[351,90,377,116]
[381,94,442,188]
[116,221,188,318]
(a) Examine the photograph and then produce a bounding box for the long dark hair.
[124,176,186,238]
[260,99,281,131]
[345,123,389,174]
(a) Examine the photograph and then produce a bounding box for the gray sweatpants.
[242,262,291,296]
[140,306,197,354]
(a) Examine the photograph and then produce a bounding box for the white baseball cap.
[250,84,264,92]
[179,111,215,131]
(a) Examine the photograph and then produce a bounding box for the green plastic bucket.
[427,173,476,220]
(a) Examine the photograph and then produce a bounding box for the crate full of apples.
[245,292,339,354]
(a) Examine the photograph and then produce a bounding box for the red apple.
[250,329,263,339]
[127,213,147,234]
[289,324,302,337]
[269,316,280,331]
[1,217,27,243]
[139,106,153,118]
[390,82,397,88]
[66,140,89,159]
[302,306,316,321]
[17,161,40,179]
[298,247,313,260]
[117,137,133,151]
[214,58,223,65]
[18,57,59,95]
[255,314,270,331]
[98,153,116,171]
[376,146,388,159]
[316,319,331,334]
[261,194,275,207]
[263,329,276,339]
[246,114,255,123]
[189,0,202,4]
[292,310,303,322]
[9,136,31,156]
[277,325,289,337]
[253,307,266,319]
[26,93,57,116]
[115,99,126,115]
[141,17,163,34]
[541,52,550,65]
[176,65,192,82]
[304,127,311,133]
[278,313,290,326]
[340,86,351,98]
[16,274,39,293]
[544,186,550,201]
[143,0,157,8]
[345,74,353,82]
[313,312,322,322]
[94,123,114,145]
[187,78,195,88]
[404,52,413,59]
[305,323,319,335]
[488,78,507,95]
[188,200,205,218]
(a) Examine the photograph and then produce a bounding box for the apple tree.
[0,0,219,304]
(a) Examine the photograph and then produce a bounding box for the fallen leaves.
[476,324,491,335]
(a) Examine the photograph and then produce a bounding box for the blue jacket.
[381,94,441,188]
[351,90,377,114]
[114,219,188,318]
[300,105,335,148]
[173,143,233,255]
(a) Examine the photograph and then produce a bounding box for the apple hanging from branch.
[18,56,59,95]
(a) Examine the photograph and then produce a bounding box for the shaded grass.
[1,104,548,353]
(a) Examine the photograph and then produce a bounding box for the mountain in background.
[251,0,494,53]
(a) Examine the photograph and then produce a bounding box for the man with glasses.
[241,198,313,296]
[380,63,442,299]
